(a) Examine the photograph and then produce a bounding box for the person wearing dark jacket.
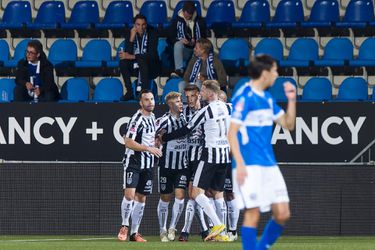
[14,40,59,102]
[119,14,160,101]
[168,1,206,78]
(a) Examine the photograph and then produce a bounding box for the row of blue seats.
[0,76,374,103]
[1,0,375,32]
[0,77,158,102]
[2,37,375,73]
[229,76,374,101]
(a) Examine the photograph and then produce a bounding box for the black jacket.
[125,28,159,63]
[15,52,59,95]
[168,14,207,46]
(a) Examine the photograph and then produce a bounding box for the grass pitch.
[1,236,375,250]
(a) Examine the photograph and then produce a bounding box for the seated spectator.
[179,38,227,99]
[14,40,59,102]
[169,1,206,78]
[119,14,160,101]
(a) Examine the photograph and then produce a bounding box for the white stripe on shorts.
[193,161,204,187]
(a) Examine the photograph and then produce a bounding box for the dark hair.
[27,40,43,55]
[183,1,196,15]
[248,54,277,80]
[134,14,147,24]
[184,84,200,92]
[139,89,153,100]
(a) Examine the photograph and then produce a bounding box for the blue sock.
[241,226,257,250]
[256,219,284,250]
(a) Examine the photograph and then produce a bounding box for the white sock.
[195,194,221,226]
[215,198,227,226]
[121,197,133,227]
[207,198,216,227]
[182,199,195,233]
[227,199,240,231]
[157,199,169,233]
[169,198,184,230]
[195,203,208,232]
[130,201,145,235]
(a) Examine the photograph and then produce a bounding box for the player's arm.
[276,82,297,130]
[161,107,207,142]
[228,122,247,186]
[125,137,162,157]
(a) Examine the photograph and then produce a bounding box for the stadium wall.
[0,163,374,236]
[0,102,374,162]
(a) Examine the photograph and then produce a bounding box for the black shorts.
[224,163,233,192]
[123,165,153,195]
[187,160,200,182]
[192,161,227,192]
[159,167,189,194]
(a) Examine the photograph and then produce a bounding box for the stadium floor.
[1,236,375,249]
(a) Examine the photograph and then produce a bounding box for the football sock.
[169,198,184,229]
[242,226,257,250]
[257,219,284,250]
[121,197,133,227]
[130,201,145,235]
[182,199,195,233]
[157,199,169,233]
[195,194,221,226]
[227,199,240,231]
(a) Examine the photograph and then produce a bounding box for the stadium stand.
[0,78,15,102]
[0,0,373,101]
[92,77,123,101]
[301,77,333,101]
[60,77,90,102]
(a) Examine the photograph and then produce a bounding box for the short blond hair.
[165,91,181,104]
[203,80,220,94]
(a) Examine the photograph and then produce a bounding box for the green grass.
[1,236,375,250]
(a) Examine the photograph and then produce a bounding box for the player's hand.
[157,129,167,144]
[182,38,189,45]
[284,82,296,101]
[34,86,40,96]
[25,82,33,90]
[130,27,137,42]
[236,163,247,186]
[147,146,162,158]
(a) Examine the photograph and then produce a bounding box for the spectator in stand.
[179,38,227,100]
[119,14,160,101]
[169,1,207,78]
[14,40,59,102]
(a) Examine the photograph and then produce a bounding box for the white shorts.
[232,165,289,213]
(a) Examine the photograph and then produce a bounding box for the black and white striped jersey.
[187,100,231,164]
[156,112,188,170]
[123,110,156,170]
[183,105,204,162]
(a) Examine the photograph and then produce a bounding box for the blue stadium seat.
[107,41,125,68]
[0,1,32,29]
[96,1,133,30]
[349,38,375,66]
[172,0,202,20]
[233,0,270,29]
[60,78,89,102]
[266,0,304,29]
[219,39,250,74]
[0,78,16,102]
[28,1,65,30]
[48,39,77,67]
[337,0,374,28]
[280,38,318,67]
[206,0,236,29]
[231,77,251,99]
[0,39,10,66]
[93,78,123,102]
[157,38,173,70]
[61,1,99,30]
[372,86,375,100]
[302,0,340,28]
[337,77,368,101]
[161,78,181,103]
[75,40,112,68]
[132,79,158,101]
[268,77,297,101]
[302,77,332,101]
[254,38,283,61]
[4,39,30,68]
[140,0,169,29]
[315,38,353,66]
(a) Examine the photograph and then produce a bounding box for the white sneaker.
[228,231,238,241]
[160,231,169,242]
[167,228,177,241]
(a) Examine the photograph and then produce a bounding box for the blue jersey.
[230,82,284,167]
